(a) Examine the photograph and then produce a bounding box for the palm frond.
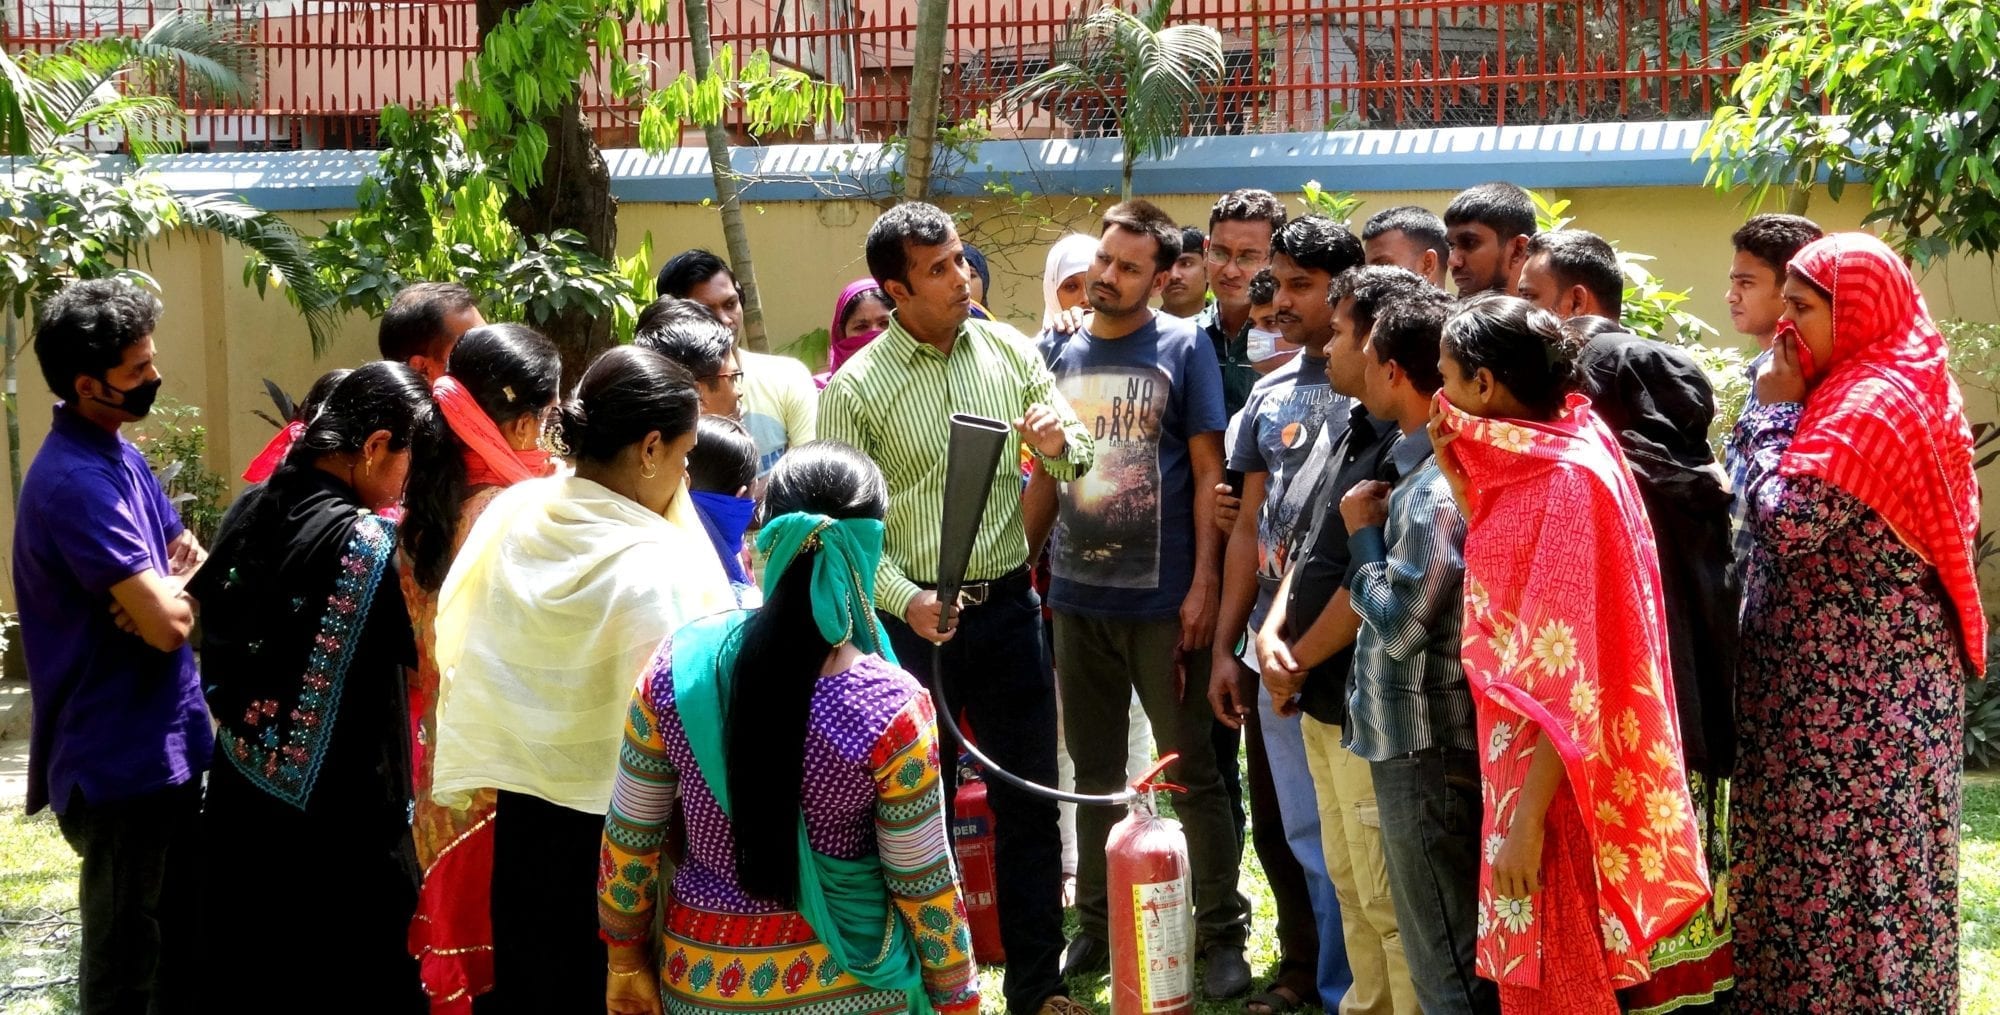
[1123,24,1223,160]
[173,192,342,353]
[0,47,40,156]
[129,12,260,107]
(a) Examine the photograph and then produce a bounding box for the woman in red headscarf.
[1429,294,1710,1014]
[397,323,562,1013]
[1729,232,1979,1014]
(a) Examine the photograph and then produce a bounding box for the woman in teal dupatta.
[599,441,981,1015]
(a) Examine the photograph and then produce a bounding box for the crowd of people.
[12,178,1978,1015]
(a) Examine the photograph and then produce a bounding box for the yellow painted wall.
[7,188,1999,612]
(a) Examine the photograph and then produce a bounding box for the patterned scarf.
[1779,232,1984,673]
[1434,392,1710,988]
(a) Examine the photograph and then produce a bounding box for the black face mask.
[93,376,162,419]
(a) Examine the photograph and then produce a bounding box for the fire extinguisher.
[951,756,1008,966]
[1107,755,1193,1015]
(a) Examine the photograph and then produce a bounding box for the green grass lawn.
[7,785,2000,1013]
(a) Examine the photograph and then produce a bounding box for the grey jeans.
[1370,746,1499,1015]
[1053,611,1251,949]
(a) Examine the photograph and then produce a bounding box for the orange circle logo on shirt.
[1281,422,1307,449]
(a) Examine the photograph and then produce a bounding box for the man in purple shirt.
[14,279,211,1015]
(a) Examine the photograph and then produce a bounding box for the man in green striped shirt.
[819,202,1095,1015]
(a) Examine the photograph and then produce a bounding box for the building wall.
[8,124,2000,610]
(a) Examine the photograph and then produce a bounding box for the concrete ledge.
[122,119,1718,211]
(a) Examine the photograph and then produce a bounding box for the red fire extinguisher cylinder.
[1106,755,1193,1015]
[951,764,1008,966]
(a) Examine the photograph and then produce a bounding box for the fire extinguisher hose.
[929,644,1181,807]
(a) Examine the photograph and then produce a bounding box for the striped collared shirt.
[1342,440,1478,762]
[819,313,1094,617]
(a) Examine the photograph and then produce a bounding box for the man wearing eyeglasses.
[632,300,745,419]
[1196,189,1289,417]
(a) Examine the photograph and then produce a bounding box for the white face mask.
[1246,327,1283,361]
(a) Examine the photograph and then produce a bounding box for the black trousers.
[490,790,606,1015]
[56,780,200,1015]
[884,573,1066,1015]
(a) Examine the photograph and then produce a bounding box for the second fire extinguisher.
[1106,756,1194,1015]
[951,756,1007,965]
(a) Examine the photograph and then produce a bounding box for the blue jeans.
[1259,681,1354,1010]
[1369,747,1498,1015]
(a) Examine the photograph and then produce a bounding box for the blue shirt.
[1725,347,1772,567]
[13,406,211,815]
[1040,312,1226,619]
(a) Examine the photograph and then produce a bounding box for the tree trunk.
[476,0,619,378]
[902,0,950,201]
[686,0,770,352]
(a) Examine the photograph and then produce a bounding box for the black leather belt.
[918,566,1031,607]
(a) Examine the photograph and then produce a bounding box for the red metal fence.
[2,0,1769,150]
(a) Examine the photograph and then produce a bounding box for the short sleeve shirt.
[12,407,211,814]
[737,350,819,479]
[1226,354,1347,584]
[1039,313,1227,619]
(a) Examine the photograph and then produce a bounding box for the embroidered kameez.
[189,467,425,1011]
[599,649,980,1014]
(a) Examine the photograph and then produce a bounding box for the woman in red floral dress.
[1428,294,1710,1014]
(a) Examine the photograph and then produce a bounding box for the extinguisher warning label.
[1131,878,1191,1011]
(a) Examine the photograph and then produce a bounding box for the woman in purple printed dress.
[1729,233,1981,1013]
[599,441,980,1015]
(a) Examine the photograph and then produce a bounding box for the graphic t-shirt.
[1038,313,1226,619]
[1224,354,1346,665]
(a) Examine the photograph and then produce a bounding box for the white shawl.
[430,475,732,813]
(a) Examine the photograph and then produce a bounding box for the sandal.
[1243,985,1305,1014]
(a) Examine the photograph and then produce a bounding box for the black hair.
[555,346,701,464]
[33,278,162,400]
[687,415,758,494]
[1731,213,1825,276]
[656,249,734,300]
[633,304,737,379]
[1563,315,1629,342]
[1443,182,1538,241]
[1362,205,1449,261]
[1179,226,1206,258]
[378,282,477,363]
[1100,199,1183,273]
[285,360,438,469]
[1367,289,1453,394]
[1271,215,1365,278]
[1525,229,1624,319]
[634,295,723,337]
[1441,293,1585,420]
[866,202,957,290]
[298,368,352,424]
[402,324,561,591]
[1207,188,1287,233]
[1247,268,1277,308]
[1329,265,1435,338]
[727,440,889,905]
[836,286,894,337]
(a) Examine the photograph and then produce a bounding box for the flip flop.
[1242,985,1305,1014]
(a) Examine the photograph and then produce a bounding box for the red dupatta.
[1780,232,1984,673]
[1435,392,1709,989]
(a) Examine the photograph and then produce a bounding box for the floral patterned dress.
[1436,395,1710,1014]
[599,651,980,1014]
[1729,401,1963,1013]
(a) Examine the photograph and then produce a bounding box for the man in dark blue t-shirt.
[14,279,212,1014]
[1028,201,1251,997]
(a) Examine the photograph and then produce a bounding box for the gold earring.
[640,460,658,480]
